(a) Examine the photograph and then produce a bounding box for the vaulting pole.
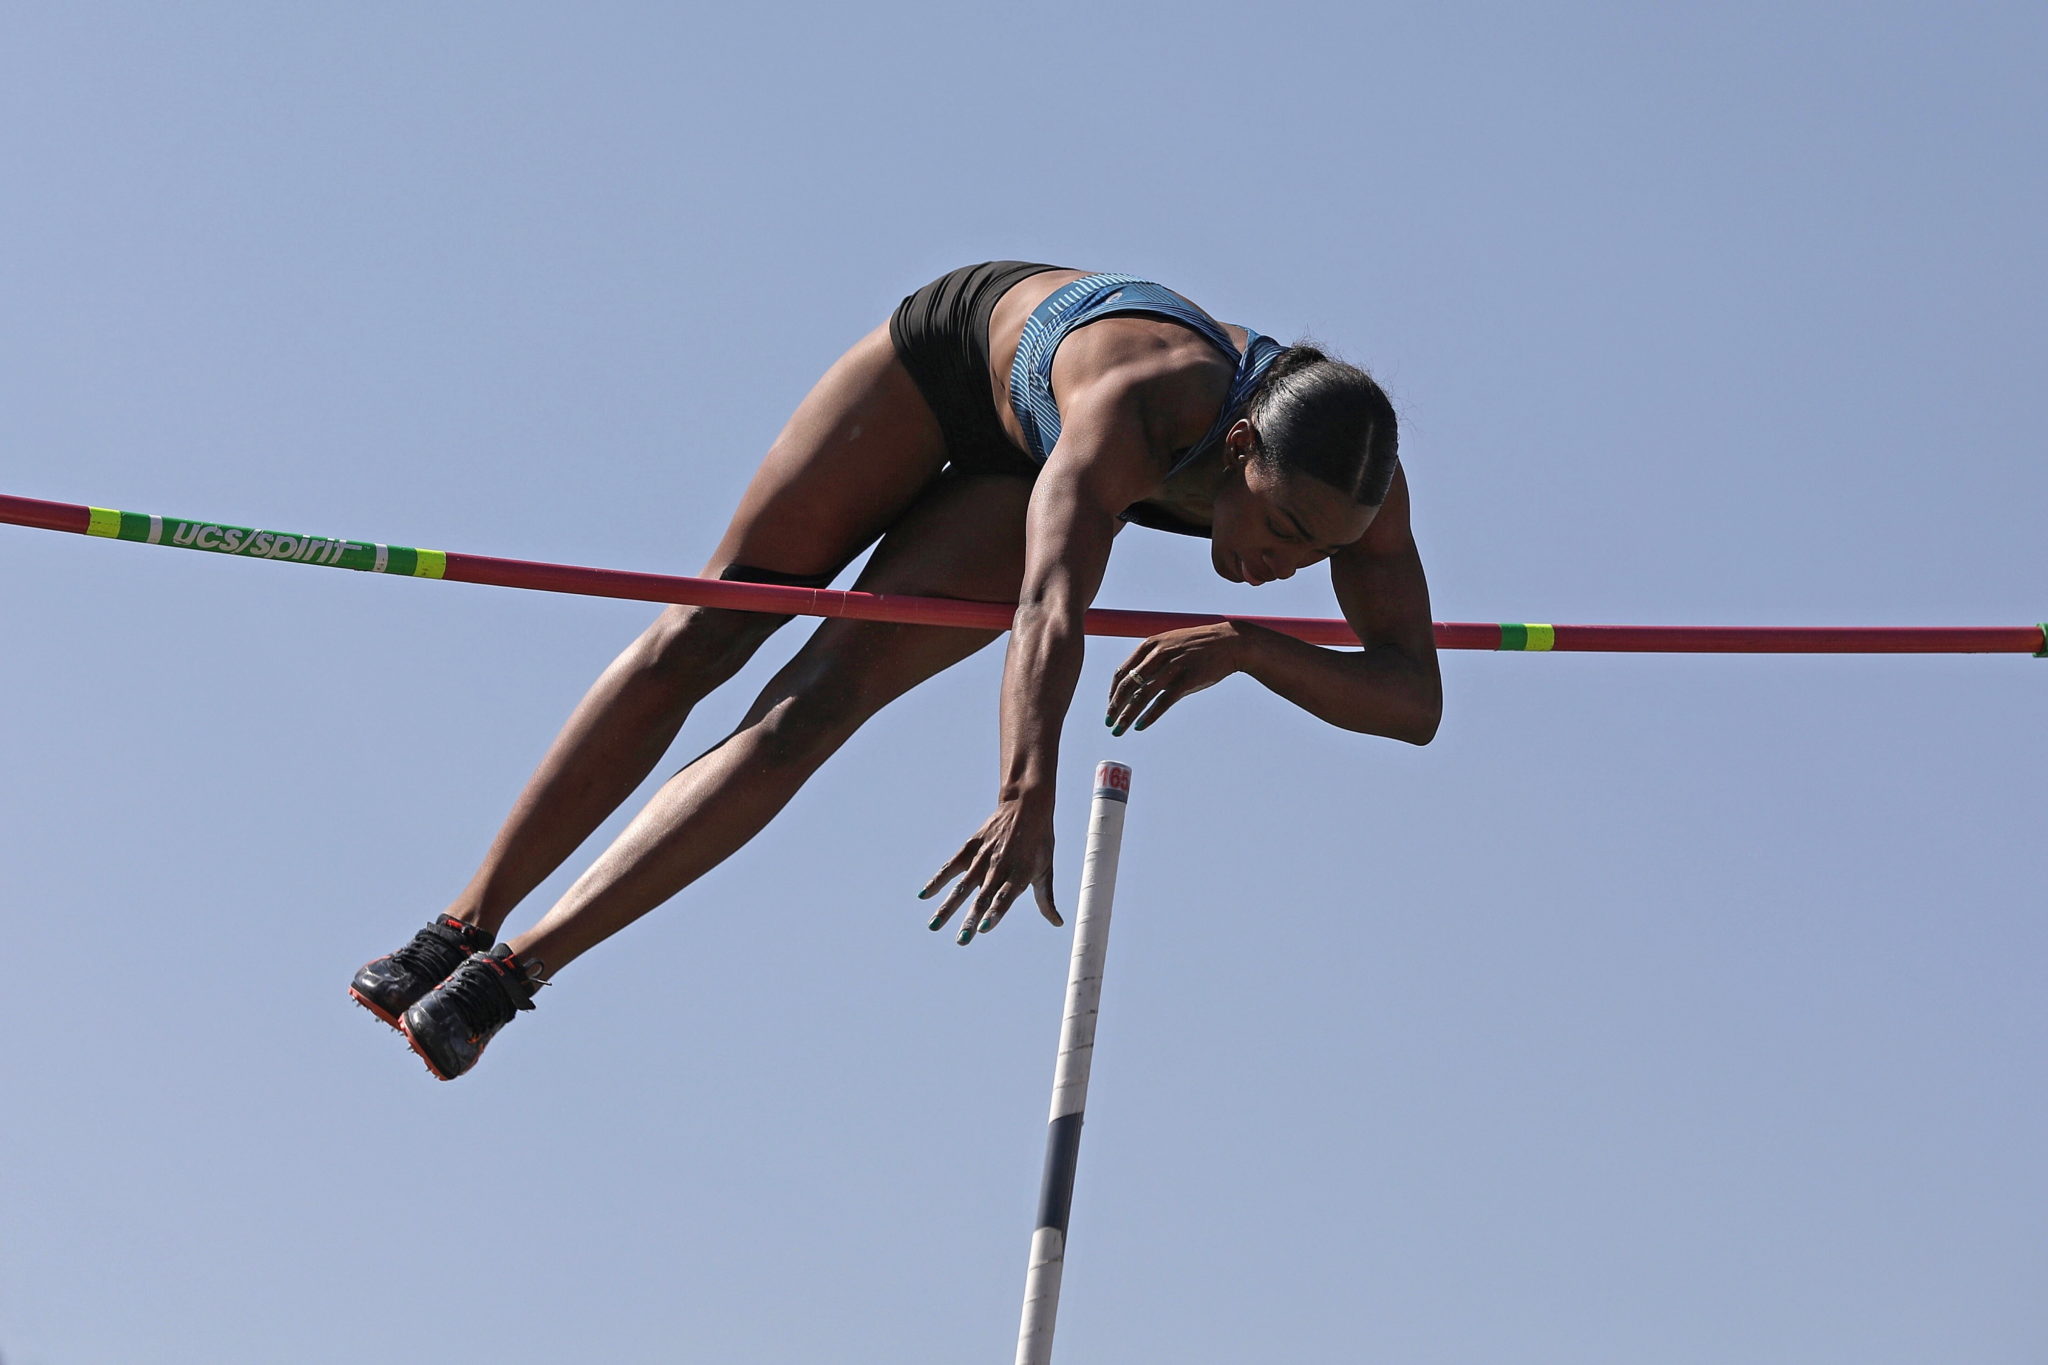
[1016,760,1132,1365]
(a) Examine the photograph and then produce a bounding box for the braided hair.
[1241,345,1399,505]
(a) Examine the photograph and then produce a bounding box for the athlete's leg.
[505,471,1035,973]
[445,324,951,934]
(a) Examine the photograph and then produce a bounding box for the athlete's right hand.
[920,795,1061,946]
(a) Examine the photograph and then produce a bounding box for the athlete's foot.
[400,945,546,1081]
[349,914,494,1029]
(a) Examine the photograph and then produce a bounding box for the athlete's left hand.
[1106,621,1250,736]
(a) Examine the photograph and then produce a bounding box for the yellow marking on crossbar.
[1525,623,1556,651]
[86,507,122,538]
[413,549,447,579]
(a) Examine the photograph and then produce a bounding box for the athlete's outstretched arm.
[1105,464,1442,744]
[921,382,1159,942]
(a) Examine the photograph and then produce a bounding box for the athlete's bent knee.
[636,603,786,685]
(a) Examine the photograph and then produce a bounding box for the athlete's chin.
[1212,549,1245,584]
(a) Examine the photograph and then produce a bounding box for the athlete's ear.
[1224,418,1258,463]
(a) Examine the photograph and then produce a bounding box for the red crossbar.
[4,492,2041,655]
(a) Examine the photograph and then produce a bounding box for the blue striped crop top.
[1008,273,1286,478]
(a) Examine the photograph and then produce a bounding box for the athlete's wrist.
[1226,618,1289,678]
[995,777,1057,811]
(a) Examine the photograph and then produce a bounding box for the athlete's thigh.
[850,470,1034,602]
[704,323,950,582]
[738,472,1036,719]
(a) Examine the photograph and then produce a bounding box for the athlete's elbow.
[1008,599,1087,658]
[1401,705,1442,747]
[1330,660,1440,744]
[1011,594,1084,635]
[1392,679,1443,746]
[1334,697,1437,745]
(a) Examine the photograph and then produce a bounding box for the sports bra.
[1007,273,1285,536]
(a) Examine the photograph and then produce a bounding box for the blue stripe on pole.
[1034,1112,1085,1235]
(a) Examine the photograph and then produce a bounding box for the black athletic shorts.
[889,261,1062,480]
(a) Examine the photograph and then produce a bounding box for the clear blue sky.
[4,4,2043,1362]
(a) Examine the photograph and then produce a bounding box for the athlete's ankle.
[441,897,512,940]
[502,937,554,978]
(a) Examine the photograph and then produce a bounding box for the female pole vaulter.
[348,262,1442,1079]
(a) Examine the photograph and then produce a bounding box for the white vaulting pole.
[1015,760,1132,1365]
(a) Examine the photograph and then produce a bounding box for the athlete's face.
[1208,422,1376,585]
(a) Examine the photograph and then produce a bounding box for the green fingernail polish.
[957,927,974,945]
[928,913,945,930]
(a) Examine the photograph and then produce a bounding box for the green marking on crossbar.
[1499,623,1555,651]
[80,505,442,578]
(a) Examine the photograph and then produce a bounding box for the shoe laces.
[441,952,540,1030]
[387,921,469,978]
